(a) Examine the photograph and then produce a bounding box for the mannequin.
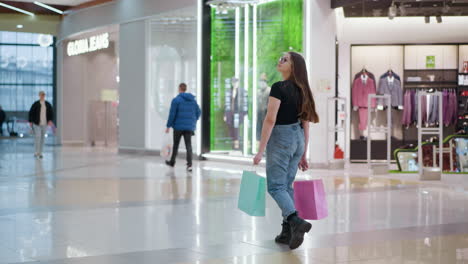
[224,77,244,150]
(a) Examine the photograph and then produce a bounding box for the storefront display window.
[209,0,303,156]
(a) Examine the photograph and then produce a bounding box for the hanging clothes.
[352,71,376,131]
[402,90,413,126]
[354,69,376,82]
[377,73,403,107]
[411,90,417,124]
[451,90,458,125]
[421,94,428,125]
[428,94,440,125]
[380,70,402,82]
[446,89,458,126]
[402,89,458,127]
[443,90,450,126]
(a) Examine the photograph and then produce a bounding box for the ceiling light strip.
[0,2,34,16]
[34,1,63,14]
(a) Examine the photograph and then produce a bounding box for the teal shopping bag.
[238,170,266,217]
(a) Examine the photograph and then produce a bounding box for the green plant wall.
[210,0,303,154]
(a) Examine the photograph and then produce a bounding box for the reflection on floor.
[1,139,468,263]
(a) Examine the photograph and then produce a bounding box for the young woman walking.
[253,52,319,250]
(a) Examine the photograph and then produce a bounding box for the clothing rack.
[418,91,443,180]
[367,94,391,174]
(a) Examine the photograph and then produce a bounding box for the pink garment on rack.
[358,108,368,131]
[352,77,376,108]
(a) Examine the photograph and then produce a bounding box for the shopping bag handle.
[249,164,258,173]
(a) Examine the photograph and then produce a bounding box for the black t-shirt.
[269,80,302,125]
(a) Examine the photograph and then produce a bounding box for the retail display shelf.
[405,69,458,71]
[404,84,459,88]
[404,81,458,85]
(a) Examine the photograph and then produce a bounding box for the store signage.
[67,33,109,56]
[426,55,435,69]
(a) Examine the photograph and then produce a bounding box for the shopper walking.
[0,105,5,136]
[165,83,201,172]
[29,91,54,159]
[253,52,319,250]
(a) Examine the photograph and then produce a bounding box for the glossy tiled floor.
[1,139,468,263]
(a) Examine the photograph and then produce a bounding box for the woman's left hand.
[253,152,263,165]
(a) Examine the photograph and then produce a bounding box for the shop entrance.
[62,25,119,147]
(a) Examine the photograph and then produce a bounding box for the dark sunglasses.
[278,56,288,64]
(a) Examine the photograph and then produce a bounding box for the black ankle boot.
[287,212,312,250]
[274,222,291,244]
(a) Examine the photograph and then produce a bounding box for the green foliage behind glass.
[210,0,303,153]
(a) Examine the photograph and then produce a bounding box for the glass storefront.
[209,0,303,156]
[0,31,54,112]
[146,7,198,151]
[0,31,54,137]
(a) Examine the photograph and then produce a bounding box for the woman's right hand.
[298,155,309,171]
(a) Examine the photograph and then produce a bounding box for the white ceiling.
[6,0,95,6]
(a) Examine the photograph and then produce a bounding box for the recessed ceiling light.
[0,2,34,16]
[16,24,23,29]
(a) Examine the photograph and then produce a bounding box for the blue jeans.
[266,122,305,220]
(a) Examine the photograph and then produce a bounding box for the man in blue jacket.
[165,83,201,172]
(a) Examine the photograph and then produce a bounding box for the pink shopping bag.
[293,179,328,220]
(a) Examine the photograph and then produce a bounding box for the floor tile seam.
[0,195,239,216]
[183,247,237,263]
[243,222,468,252]
[239,240,291,252]
[1,156,136,179]
[24,247,232,264]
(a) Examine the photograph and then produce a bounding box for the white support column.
[234,7,240,79]
[195,0,203,156]
[252,4,258,153]
[243,5,249,156]
[306,0,337,168]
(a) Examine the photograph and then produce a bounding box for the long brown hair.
[287,51,319,123]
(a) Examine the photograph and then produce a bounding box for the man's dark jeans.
[169,130,193,166]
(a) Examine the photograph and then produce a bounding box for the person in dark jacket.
[29,91,54,159]
[0,105,5,136]
[165,83,201,171]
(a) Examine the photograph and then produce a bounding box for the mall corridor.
[1,141,468,263]
[3,0,468,263]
